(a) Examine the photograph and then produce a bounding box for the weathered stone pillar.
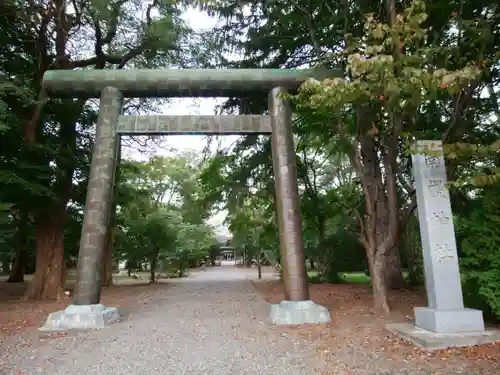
[73,87,123,305]
[267,87,330,325]
[387,141,500,349]
[411,141,484,330]
[101,135,122,287]
[268,87,309,301]
[39,87,122,332]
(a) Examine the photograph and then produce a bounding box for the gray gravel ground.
[1,268,324,375]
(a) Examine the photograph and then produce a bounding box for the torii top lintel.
[42,68,335,98]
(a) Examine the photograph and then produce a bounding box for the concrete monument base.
[415,306,485,333]
[269,300,331,325]
[39,304,120,332]
[386,323,500,350]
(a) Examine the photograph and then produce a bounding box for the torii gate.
[39,69,331,331]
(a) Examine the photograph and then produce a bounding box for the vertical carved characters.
[73,87,123,305]
[269,87,310,302]
[427,179,448,199]
[411,140,464,310]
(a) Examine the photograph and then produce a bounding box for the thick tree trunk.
[370,252,391,314]
[364,217,392,315]
[385,247,406,289]
[7,211,29,283]
[24,212,66,300]
[354,133,399,314]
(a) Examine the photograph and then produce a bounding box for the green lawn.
[307,270,370,284]
[307,270,411,284]
[340,272,371,284]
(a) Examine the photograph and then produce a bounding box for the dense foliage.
[0,0,498,321]
[114,155,217,281]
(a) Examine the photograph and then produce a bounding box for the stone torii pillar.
[40,87,123,330]
[267,88,330,324]
[38,68,333,331]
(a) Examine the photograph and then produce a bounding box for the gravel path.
[1,268,323,375]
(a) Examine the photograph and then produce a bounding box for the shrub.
[458,186,500,321]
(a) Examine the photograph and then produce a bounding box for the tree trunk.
[7,210,29,283]
[370,252,391,314]
[149,256,157,283]
[24,211,66,300]
[364,223,392,315]
[257,252,262,279]
[354,134,394,314]
[371,204,393,315]
[244,250,252,267]
[179,259,185,277]
[385,247,406,289]
[7,248,26,283]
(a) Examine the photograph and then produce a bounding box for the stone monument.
[387,140,500,349]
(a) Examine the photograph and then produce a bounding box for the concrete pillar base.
[415,306,484,333]
[39,304,120,332]
[269,300,331,325]
[386,323,500,350]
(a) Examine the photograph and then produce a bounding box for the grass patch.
[307,270,319,278]
[306,270,371,284]
[340,272,371,284]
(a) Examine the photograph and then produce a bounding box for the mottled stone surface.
[39,304,120,332]
[269,87,311,303]
[387,323,500,350]
[269,300,331,325]
[73,87,123,306]
[42,68,337,98]
[117,115,271,135]
[410,140,484,334]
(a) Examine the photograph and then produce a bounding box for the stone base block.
[39,304,120,332]
[415,307,484,333]
[386,323,500,350]
[269,300,331,325]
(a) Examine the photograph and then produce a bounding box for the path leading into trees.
[2,267,322,375]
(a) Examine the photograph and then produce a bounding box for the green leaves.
[115,154,216,268]
[459,186,500,319]
[294,2,482,119]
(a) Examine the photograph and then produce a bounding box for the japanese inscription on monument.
[434,243,456,263]
[424,155,440,168]
[427,179,448,199]
[410,141,485,335]
[411,140,465,311]
[430,210,451,226]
